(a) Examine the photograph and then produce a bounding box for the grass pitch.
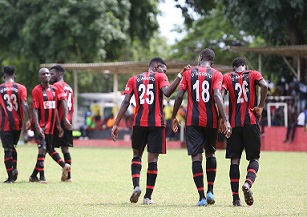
[0,144,306,216]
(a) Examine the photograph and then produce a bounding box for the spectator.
[283,99,299,143]
[298,76,307,112]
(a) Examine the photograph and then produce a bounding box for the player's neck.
[5,78,14,83]
[40,82,50,89]
[198,61,211,67]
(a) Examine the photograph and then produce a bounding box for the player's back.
[0,82,27,131]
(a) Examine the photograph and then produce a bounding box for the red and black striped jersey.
[32,84,65,134]
[179,66,223,128]
[53,81,74,123]
[124,71,170,127]
[0,82,27,131]
[222,70,264,127]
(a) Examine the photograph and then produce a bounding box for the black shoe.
[39,177,47,184]
[29,176,39,182]
[12,169,18,181]
[233,199,242,206]
[3,179,14,183]
[242,183,254,206]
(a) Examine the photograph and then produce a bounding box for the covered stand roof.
[41,60,231,74]
[229,44,307,80]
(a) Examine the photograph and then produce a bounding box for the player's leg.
[242,124,261,206]
[30,140,47,183]
[143,152,158,205]
[204,127,218,205]
[61,128,74,181]
[192,154,207,206]
[186,126,207,206]
[47,134,70,181]
[130,126,147,203]
[12,130,21,181]
[3,148,14,183]
[226,127,244,206]
[142,127,166,205]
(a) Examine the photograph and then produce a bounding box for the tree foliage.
[0,0,163,91]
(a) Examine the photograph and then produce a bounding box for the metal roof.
[230,44,307,58]
[40,60,232,74]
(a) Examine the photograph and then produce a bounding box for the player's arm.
[21,100,31,130]
[171,89,185,133]
[162,65,190,97]
[33,108,44,138]
[55,109,64,138]
[61,99,72,131]
[251,79,268,121]
[214,88,232,138]
[112,93,133,141]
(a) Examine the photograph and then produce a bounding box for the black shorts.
[226,124,261,160]
[0,130,21,149]
[34,133,54,152]
[131,126,166,154]
[185,126,218,156]
[53,127,73,148]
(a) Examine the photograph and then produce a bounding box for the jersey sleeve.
[212,70,223,90]
[32,88,40,109]
[251,70,264,82]
[222,73,230,91]
[54,83,66,100]
[19,84,28,102]
[158,73,170,89]
[124,77,134,95]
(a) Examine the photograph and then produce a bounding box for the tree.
[0,0,164,90]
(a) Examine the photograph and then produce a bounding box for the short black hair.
[3,66,16,76]
[199,48,215,62]
[232,57,247,68]
[149,57,167,67]
[50,65,65,74]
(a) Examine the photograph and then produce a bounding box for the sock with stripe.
[206,156,216,194]
[144,162,158,199]
[31,154,45,179]
[4,150,13,180]
[48,149,65,168]
[12,147,17,170]
[230,164,240,202]
[245,160,259,188]
[131,156,142,188]
[192,160,205,200]
[64,152,72,179]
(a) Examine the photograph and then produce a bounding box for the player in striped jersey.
[0,66,31,183]
[112,57,190,205]
[222,57,268,206]
[50,65,74,182]
[171,48,232,206]
[29,68,70,183]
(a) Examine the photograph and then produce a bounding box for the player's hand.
[224,121,232,138]
[57,126,64,138]
[112,125,118,142]
[25,120,31,130]
[218,118,225,133]
[171,118,180,133]
[63,118,73,131]
[180,64,191,75]
[36,127,45,139]
[250,106,263,121]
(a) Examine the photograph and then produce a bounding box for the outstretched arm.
[162,65,190,97]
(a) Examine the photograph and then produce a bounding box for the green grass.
[0,145,306,216]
